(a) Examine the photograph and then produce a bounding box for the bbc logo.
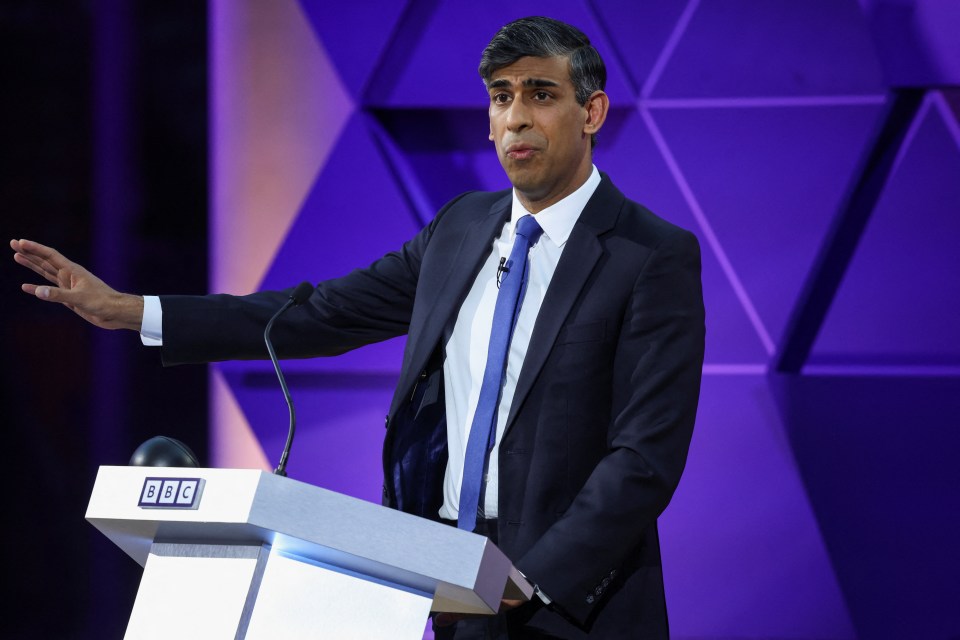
[138,477,205,510]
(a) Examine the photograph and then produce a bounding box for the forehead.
[487,55,572,87]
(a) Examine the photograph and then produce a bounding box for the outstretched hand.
[11,239,144,331]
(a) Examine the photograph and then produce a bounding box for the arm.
[12,193,472,363]
[156,241,423,365]
[11,239,144,331]
[516,229,706,626]
[157,193,472,365]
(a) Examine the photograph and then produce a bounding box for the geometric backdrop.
[210,1,960,638]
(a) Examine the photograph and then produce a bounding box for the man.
[12,16,704,639]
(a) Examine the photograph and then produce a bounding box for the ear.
[489,123,494,142]
[582,90,609,137]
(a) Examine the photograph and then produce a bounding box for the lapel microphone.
[265,281,315,477]
[496,257,510,288]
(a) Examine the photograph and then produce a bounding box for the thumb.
[35,285,56,300]
[31,285,72,303]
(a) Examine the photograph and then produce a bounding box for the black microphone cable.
[264,281,315,477]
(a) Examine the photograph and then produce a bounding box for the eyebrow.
[488,77,561,90]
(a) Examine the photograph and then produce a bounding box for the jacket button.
[586,595,595,604]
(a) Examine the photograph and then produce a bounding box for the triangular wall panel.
[297,0,411,100]
[662,375,857,639]
[366,0,635,107]
[220,362,396,499]
[212,0,354,295]
[370,108,500,217]
[770,373,960,639]
[598,110,769,363]
[651,102,887,347]
[812,95,960,366]
[260,112,426,290]
[590,0,693,95]
[244,112,422,376]
[651,0,885,98]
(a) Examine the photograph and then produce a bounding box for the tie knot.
[515,215,543,244]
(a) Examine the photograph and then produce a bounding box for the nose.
[504,97,532,132]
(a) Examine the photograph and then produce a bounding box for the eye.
[492,92,511,105]
[532,90,552,102]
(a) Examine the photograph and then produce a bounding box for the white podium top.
[86,466,531,614]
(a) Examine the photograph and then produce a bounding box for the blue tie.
[458,215,544,531]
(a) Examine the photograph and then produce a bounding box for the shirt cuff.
[140,295,163,346]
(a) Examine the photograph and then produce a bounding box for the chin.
[504,167,542,193]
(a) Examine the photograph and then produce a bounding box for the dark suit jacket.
[160,175,705,638]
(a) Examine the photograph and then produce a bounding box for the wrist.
[115,293,145,331]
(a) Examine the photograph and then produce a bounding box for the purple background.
[3,1,958,638]
[216,2,960,639]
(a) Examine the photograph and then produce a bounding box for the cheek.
[490,118,507,145]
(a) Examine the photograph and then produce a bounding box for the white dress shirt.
[438,166,600,520]
[140,166,603,523]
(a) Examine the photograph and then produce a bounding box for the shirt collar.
[510,165,601,247]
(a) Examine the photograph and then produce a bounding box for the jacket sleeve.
[158,194,471,366]
[515,228,706,627]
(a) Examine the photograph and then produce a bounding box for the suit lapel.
[505,176,623,431]
[398,195,511,401]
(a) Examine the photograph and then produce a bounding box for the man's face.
[487,55,597,212]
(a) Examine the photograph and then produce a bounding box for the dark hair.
[478,16,607,107]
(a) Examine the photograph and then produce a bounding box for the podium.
[86,466,532,639]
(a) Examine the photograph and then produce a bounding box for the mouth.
[505,143,538,161]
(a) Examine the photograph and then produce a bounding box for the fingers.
[12,238,77,284]
[500,599,524,611]
[12,239,93,295]
[13,250,60,284]
[12,239,72,267]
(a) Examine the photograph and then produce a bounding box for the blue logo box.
[138,477,205,509]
